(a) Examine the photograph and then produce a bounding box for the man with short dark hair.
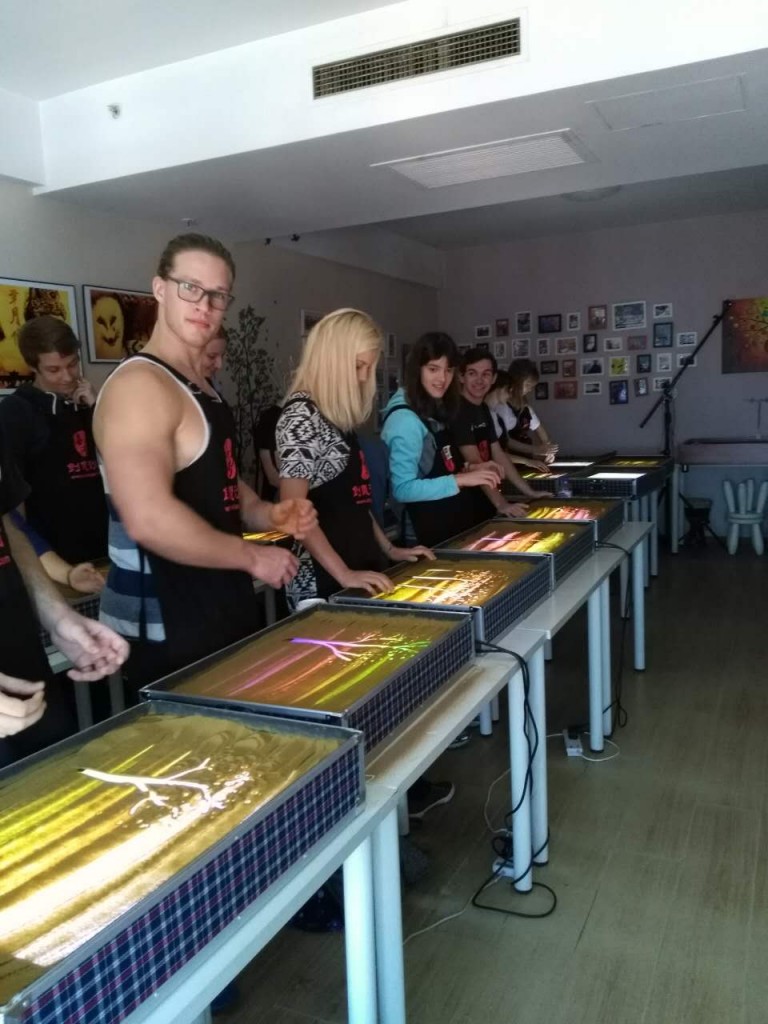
[0,315,107,594]
[452,347,541,517]
[95,233,316,693]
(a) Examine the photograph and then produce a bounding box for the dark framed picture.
[534,382,549,400]
[581,357,604,375]
[612,301,646,331]
[609,379,629,405]
[301,309,324,336]
[554,380,578,399]
[562,358,577,377]
[556,336,578,355]
[474,324,491,339]
[540,359,559,375]
[515,311,532,334]
[583,380,602,396]
[84,285,157,363]
[567,312,581,331]
[538,314,562,334]
[636,353,652,373]
[677,352,697,369]
[583,333,598,353]
[495,317,509,337]
[512,338,530,358]
[587,304,608,330]
[634,377,649,397]
[475,341,490,353]
[653,322,674,348]
[653,302,673,319]
[627,334,647,351]
[0,276,79,390]
[536,338,550,356]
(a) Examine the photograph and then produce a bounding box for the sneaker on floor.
[448,730,471,750]
[408,780,455,820]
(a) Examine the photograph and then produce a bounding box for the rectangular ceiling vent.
[313,19,521,99]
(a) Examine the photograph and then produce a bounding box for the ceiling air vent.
[313,19,521,99]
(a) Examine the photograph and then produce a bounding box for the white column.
[373,810,406,1024]
[343,837,378,1024]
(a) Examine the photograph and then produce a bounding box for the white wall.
[438,208,768,454]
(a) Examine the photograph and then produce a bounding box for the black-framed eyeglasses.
[166,276,235,311]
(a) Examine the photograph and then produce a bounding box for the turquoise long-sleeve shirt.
[381,389,460,505]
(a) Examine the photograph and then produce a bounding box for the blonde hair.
[287,308,383,432]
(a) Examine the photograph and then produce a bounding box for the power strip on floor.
[492,857,516,880]
[563,728,583,758]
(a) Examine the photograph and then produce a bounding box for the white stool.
[722,479,767,554]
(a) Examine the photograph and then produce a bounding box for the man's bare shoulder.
[97,360,184,424]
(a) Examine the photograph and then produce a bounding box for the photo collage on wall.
[472,298,700,403]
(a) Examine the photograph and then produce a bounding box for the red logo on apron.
[359,450,370,481]
[441,445,456,474]
[73,430,87,458]
[223,438,237,480]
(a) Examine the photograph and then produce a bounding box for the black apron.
[18,394,108,563]
[508,404,534,445]
[0,517,74,766]
[382,405,483,547]
[131,355,260,676]
[286,398,386,600]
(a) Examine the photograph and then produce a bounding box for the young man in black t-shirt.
[452,348,543,515]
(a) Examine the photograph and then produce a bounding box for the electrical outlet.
[492,857,516,880]
[563,728,583,757]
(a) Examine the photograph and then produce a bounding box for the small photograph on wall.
[474,324,492,339]
[475,341,490,353]
[634,377,649,397]
[677,353,697,369]
[653,376,672,391]
[652,322,674,348]
[562,358,577,377]
[612,301,646,331]
[722,298,768,373]
[566,312,581,331]
[604,337,622,353]
[656,353,672,372]
[493,340,508,360]
[554,380,578,400]
[301,309,324,337]
[677,331,697,347]
[581,357,604,375]
[636,353,652,373]
[536,338,550,357]
[610,356,630,376]
[534,382,549,400]
[84,285,157,362]
[627,334,647,351]
[512,338,530,358]
[540,359,559,375]
[588,305,608,330]
[609,379,629,405]
[653,302,673,319]
[538,313,562,334]
[583,380,602,396]
[515,312,532,334]
[582,333,598,353]
[556,336,578,355]
[0,277,78,390]
[495,317,509,337]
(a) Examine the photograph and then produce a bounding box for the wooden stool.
[722,479,767,554]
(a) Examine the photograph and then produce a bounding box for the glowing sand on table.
[445,525,568,554]
[367,557,534,607]
[605,458,663,468]
[589,472,644,480]
[524,505,594,522]
[162,607,461,713]
[0,712,337,1002]
[243,530,290,543]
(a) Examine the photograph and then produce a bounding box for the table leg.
[587,588,604,752]
[343,836,378,1024]
[478,703,493,736]
[508,666,532,892]
[632,540,646,671]
[74,682,94,731]
[619,558,629,619]
[397,795,409,837]
[600,580,612,738]
[527,646,548,865]
[670,464,680,554]
[543,639,553,661]
[491,695,500,721]
[265,587,277,625]
[373,809,406,1024]
[650,489,659,577]
[108,671,125,716]
[640,495,650,588]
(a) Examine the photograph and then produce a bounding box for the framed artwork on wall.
[567,312,581,331]
[627,334,647,351]
[653,376,672,391]
[515,312,531,334]
[581,357,604,375]
[554,380,578,399]
[538,314,562,334]
[493,340,507,360]
[556,336,577,355]
[610,356,630,376]
[83,285,157,363]
[583,333,597,353]
[722,298,768,373]
[512,338,530,358]
[588,305,608,330]
[609,379,629,405]
[653,302,673,319]
[534,382,549,400]
[652,322,674,348]
[583,380,602,396]
[677,331,697,347]
[536,338,550,356]
[636,353,652,373]
[612,301,646,331]
[540,359,559,375]
[562,358,577,377]
[474,324,491,339]
[677,353,697,368]
[0,277,79,391]
[604,337,622,353]
[656,353,672,372]
[634,377,649,397]
[495,318,509,337]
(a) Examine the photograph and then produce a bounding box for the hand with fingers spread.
[0,675,46,737]
[47,611,129,682]
[247,544,299,588]
[496,501,529,518]
[457,466,502,490]
[388,544,435,563]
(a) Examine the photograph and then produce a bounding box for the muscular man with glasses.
[94,233,317,694]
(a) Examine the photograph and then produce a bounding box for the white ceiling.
[5,3,768,249]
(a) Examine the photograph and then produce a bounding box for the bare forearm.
[299,525,350,585]
[260,452,280,488]
[4,514,69,631]
[39,550,73,586]
[370,516,394,558]
[238,479,275,531]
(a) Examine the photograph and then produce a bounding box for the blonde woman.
[277,308,433,607]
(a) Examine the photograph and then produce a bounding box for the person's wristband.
[66,565,76,588]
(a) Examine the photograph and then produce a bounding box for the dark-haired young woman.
[381,333,514,547]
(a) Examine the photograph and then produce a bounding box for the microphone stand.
[639,299,732,548]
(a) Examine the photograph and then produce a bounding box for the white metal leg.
[372,810,406,1024]
[587,588,604,753]
[619,558,629,618]
[508,666,532,892]
[543,639,553,661]
[397,795,409,837]
[343,837,378,1024]
[491,695,500,721]
[640,495,650,588]
[632,540,646,671]
[650,489,659,577]
[527,646,548,865]
[478,703,493,736]
[600,579,612,738]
